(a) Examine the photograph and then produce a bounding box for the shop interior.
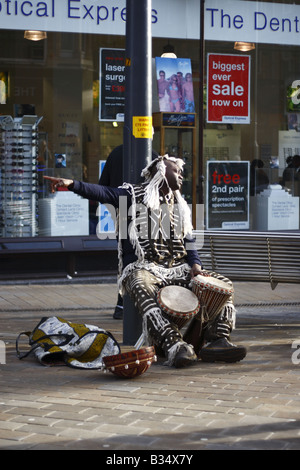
[0,29,299,240]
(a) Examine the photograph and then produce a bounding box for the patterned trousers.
[123,267,236,352]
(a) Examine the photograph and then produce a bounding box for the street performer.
[44,155,246,368]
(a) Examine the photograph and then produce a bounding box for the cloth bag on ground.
[16,316,120,369]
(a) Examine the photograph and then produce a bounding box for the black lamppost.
[123,0,152,184]
[199,0,205,205]
[123,0,152,345]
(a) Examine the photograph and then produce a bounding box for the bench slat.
[193,230,300,289]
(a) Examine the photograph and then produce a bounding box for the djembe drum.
[157,285,201,329]
[183,274,234,354]
[191,274,234,319]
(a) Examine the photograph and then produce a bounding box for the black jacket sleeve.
[70,180,129,207]
[185,236,202,267]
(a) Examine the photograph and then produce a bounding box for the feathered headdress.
[141,154,193,237]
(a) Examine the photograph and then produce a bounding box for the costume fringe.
[142,306,170,345]
[173,190,194,238]
[163,342,182,367]
[142,159,166,211]
[117,157,194,291]
[118,261,191,293]
[219,302,237,330]
[141,154,194,238]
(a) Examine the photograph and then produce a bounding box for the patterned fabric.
[118,183,237,363]
[123,266,236,364]
[118,183,190,290]
[16,316,120,369]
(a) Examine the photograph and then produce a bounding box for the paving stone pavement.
[0,280,299,451]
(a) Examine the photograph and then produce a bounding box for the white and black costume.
[70,155,246,367]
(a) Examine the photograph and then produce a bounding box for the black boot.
[199,337,247,363]
[199,314,246,363]
[161,326,197,368]
[145,308,197,368]
[173,343,198,368]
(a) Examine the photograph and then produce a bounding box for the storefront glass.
[0,31,127,238]
[203,38,300,231]
[0,0,299,242]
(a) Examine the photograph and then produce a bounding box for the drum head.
[193,274,233,294]
[158,285,200,314]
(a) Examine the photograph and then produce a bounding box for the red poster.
[207,53,250,124]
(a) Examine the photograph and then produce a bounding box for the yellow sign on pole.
[132,116,152,138]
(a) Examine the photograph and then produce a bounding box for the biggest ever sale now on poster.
[207,53,251,124]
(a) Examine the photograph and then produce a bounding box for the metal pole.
[198,0,205,205]
[123,2,133,183]
[123,0,152,345]
[123,0,152,184]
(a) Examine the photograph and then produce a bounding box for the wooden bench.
[124,230,300,345]
[193,230,300,290]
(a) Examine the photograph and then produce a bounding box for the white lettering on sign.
[0,0,299,45]
[205,0,300,46]
[212,83,244,97]
[0,0,158,35]
[207,53,250,124]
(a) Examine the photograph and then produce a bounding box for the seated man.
[44,155,246,368]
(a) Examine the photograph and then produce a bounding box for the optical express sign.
[0,0,300,45]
